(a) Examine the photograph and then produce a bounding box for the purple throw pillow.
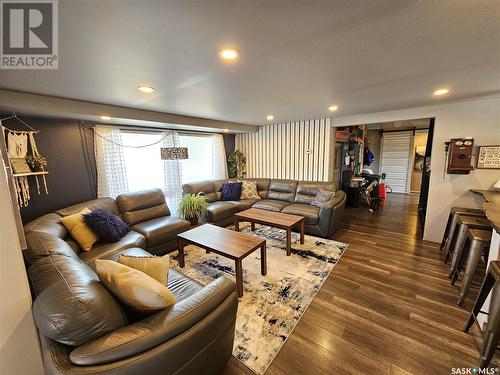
[221,182,242,201]
[83,209,130,243]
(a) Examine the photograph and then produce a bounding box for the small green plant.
[178,193,208,225]
[26,154,47,171]
[227,149,246,178]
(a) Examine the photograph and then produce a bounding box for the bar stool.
[448,215,491,279]
[464,261,500,369]
[441,207,485,263]
[455,229,492,305]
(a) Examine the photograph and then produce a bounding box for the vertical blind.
[235,119,332,181]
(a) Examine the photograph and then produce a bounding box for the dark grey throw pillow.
[83,209,130,243]
[311,189,335,208]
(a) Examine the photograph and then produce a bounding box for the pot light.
[433,88,449,96]
[328,105,339,112]
[266,115,274,121]
[218,48,240,60]
[138,86,155,93]
[223,129,229,133]
[100,116,111,120]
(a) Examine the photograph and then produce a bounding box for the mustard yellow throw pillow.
[95,259,176,312]
[118,254,170,285]
[59,208,98,251]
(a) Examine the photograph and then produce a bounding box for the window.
[179,134,214,183]
[95,126,228,213]
[121,131,165,192]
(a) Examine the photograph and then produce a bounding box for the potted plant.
[178,193,208,225]
[227,149,247,179]
[25,154,47,172]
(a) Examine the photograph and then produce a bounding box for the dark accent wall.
[3,114,236,224]
[223,133,235,155]
[2,115,97,224]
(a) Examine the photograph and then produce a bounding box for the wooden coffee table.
[176,224,266,297]
[234,208,304,256]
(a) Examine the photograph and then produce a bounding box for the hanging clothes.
[364,146,375,166]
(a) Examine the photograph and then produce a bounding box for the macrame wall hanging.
[1,114,49,208]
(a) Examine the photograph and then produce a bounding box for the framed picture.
[10,158,32,174]
[476,145,500,169]
[414,146,426,171]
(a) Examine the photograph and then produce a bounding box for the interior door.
[380,131,413,194]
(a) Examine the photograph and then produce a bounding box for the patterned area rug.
[170,223,348,375]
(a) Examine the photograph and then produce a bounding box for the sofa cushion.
[241,178,270,198]
[78,231,146,267]
[220,182,242,201]
[24,213,67,239]
[95,260,176,313]
[167,268,204,303]
[29,254,128,346]
[295,181,336,205]
[117,189,170,226]
[252,199,290,212]
[240,181,261,200]
[311,188,336,208]
[182,180,218,203]
[131,216,191,249]
[118,253,170,285]
[83,209,130,242]
[206,201,239,222]
[59,208,99,251]
[267,179,298,203]
[25,231,80,266]
[281,204,320,225]
[227,199,259,211]
[56,197,121,218]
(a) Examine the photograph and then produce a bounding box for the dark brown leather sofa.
[23,190,238,375]
[182,178,346,238]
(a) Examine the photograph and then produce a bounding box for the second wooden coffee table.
[234,208,304,256]
[177,224,266,297]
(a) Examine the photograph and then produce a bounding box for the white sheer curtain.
[163,131,183,216]
[212,134,228,179]
[94,126,129,198]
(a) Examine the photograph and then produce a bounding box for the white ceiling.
[0,0,499,127]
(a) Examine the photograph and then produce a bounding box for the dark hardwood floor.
[224,193,499,375]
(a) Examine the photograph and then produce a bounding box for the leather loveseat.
[23,191,238,375]
[182,178,346,238]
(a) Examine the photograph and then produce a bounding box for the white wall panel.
[235,118,332,181]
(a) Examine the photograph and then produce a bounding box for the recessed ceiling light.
[223,129,229,133]
[100,116,111,120]
[433,88,449,96]
[328,105,339,112]
[218,48,240,60]
[137,85,155,93]
[266,115,274,121]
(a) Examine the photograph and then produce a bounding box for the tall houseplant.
[227,149,247,179]
[178,193,208,225]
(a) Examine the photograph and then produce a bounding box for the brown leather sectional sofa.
[182,178,346,238]
[23,189,238,375]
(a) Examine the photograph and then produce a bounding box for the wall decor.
[476,145,500,169]
[10,158,32,174]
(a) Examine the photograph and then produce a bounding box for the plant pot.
[187,216,199,226]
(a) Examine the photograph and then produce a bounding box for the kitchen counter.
[470,189,500,233]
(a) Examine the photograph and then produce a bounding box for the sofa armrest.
[70,276,236,366]
[318,190,346,237]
